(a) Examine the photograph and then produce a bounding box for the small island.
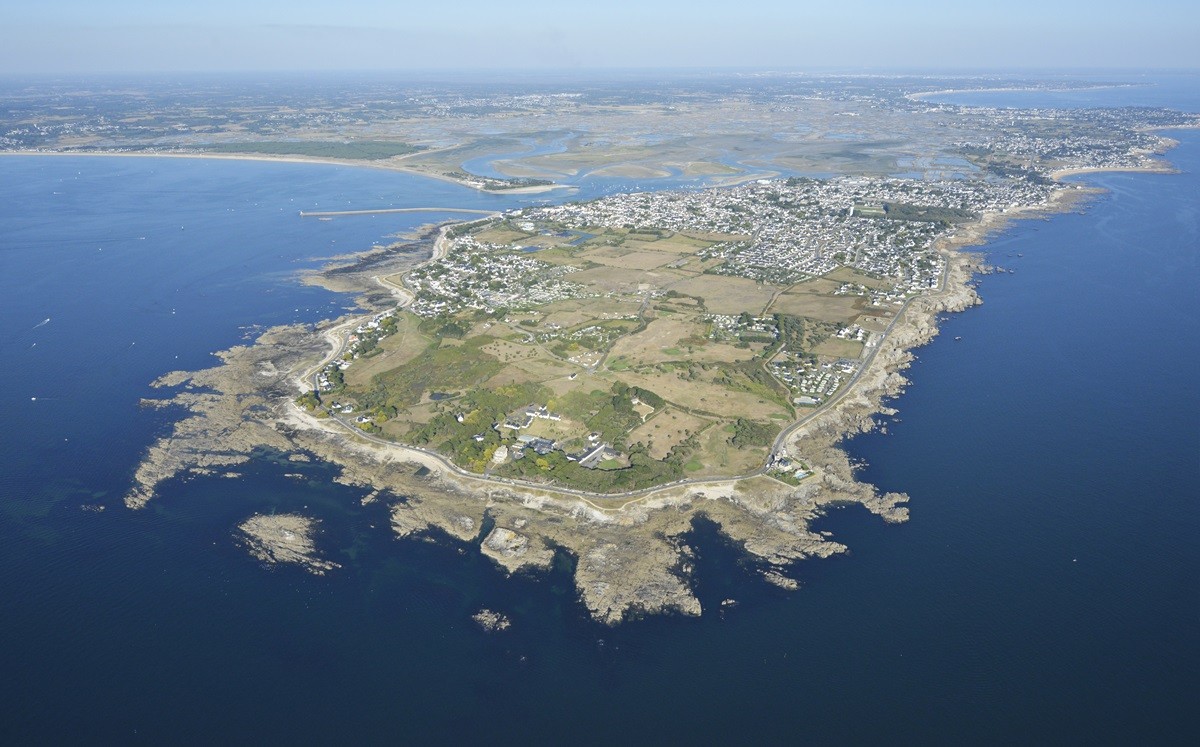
[237,513,341,575]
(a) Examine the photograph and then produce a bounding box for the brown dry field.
[543,371,608,399]
[639,269,690,286]
[380,420,410,440]
[522,415,586,442]
[615,369,786,421]
[474,225,535,244]
[538,309,599,330]
[654,294,705,312]
[510,353,577,380]
[507,312,544,327]
[550,312,642,333]
[793,277,844,295]
[466,320,507,337]
[343,315,431,388]
[381,400,441,437]
[522,247,578,265]
[481,338,539,364]
[483,350,575,388]
[629,408,712,460]
[658,255,714,273]
[539,295,642,320]
[676,339,767,364]
[693,423,767,477]
[583,247,679,270]
[663,274,780,315]
[605,317,701,363]
[767,290,862,323]
[606,318,762,367]
[825,266,895,290]
[812,338,866,359]
[621,234,712,254]
[567,266,645,293]
[569,265,691,294]
[856,311,896,333]
[678,230,750,243]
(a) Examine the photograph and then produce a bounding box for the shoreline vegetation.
[117,152,1170,623]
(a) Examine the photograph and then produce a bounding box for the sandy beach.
[906,83,1136,102]
[0,148,571,195]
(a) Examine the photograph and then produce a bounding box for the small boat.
[954,336,962,341]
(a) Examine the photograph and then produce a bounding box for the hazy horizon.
[3,0,1197,75]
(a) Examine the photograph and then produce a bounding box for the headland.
[60,73,1192,623]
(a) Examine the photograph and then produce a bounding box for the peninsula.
[59,73,1192,623]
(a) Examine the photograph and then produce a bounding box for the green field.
[358,336,503,409]
[323,214,880,492]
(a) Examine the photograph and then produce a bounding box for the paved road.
[769,263,951,455]
[296,217,954,510]
[306,293,930,509]
[770,294,915,455]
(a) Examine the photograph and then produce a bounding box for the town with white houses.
[298,168,1081,486]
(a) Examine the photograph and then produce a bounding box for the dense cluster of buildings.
[315,309,397,392]
[407,237,583,317]
[769,355,859,406]
[948,105,1188,172]
[522,175,1052,290]
[491,404,624,470]
[706,314,778,341]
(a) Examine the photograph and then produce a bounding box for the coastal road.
[308,287,925,512]
[295,219,957,511]
[299,215,498,392]
[770,257,951,455]
[769,294,913,455]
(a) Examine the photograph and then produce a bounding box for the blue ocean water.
[0,157,524,512]
[1,91,1198,741]
[924,71,1200,112]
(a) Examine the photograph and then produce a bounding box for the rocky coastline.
[124,178,1104,624]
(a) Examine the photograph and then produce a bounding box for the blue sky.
[1,0,1197,74]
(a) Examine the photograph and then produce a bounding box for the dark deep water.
[2,120,1198,741]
